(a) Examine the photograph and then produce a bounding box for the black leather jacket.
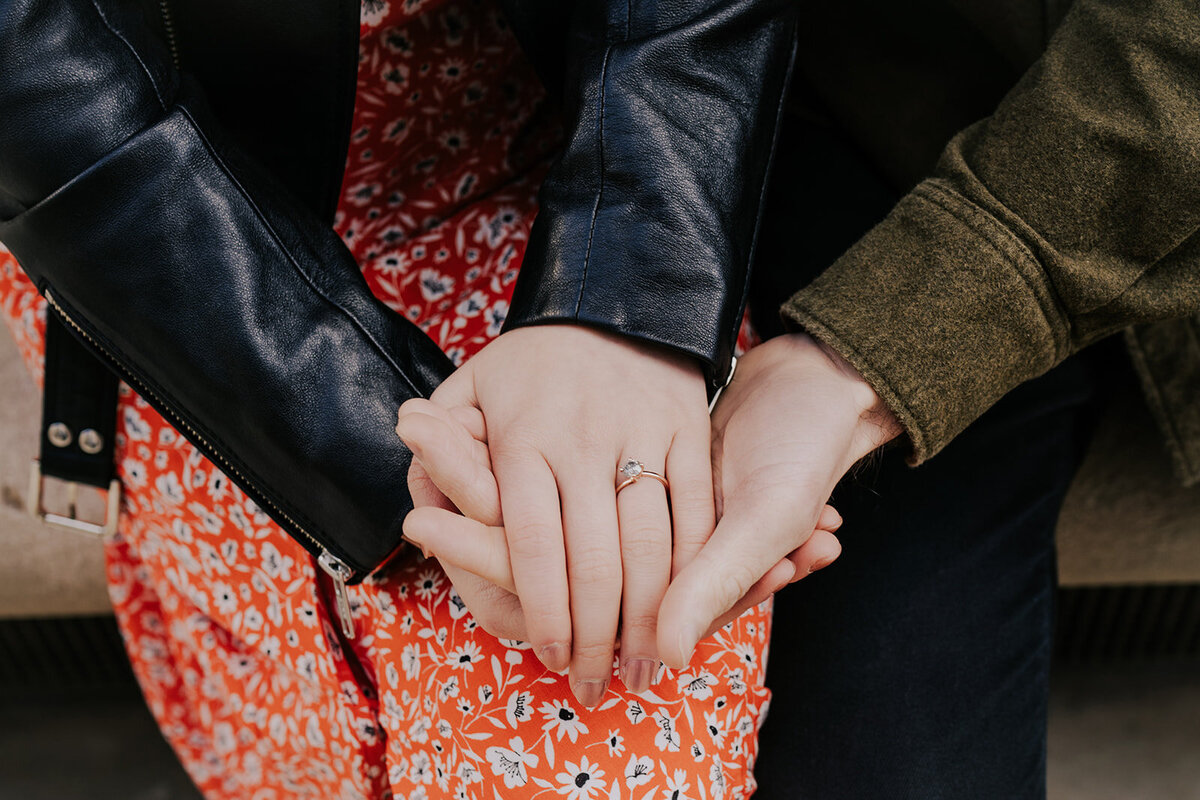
[0,0,795,581]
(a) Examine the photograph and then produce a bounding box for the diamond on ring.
[616,459,669,494]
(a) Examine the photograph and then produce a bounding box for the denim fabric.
[752,342,1112,798]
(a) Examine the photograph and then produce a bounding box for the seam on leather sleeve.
[87,0,170,112]
[177,104,426,399]
[575,45,613,317]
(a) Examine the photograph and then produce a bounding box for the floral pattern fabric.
[0,2,772,799]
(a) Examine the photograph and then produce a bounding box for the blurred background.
[2,324,1198,799]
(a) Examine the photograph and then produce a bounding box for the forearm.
[0,0,455,578]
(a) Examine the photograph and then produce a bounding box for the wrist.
[787,332,904,452]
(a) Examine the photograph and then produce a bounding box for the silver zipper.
[318,550,357,639]
[43,290,360,609]
[158,0,181,69]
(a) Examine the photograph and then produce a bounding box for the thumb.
[657,484,822,668]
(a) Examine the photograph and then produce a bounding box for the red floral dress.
[0,2,772,799]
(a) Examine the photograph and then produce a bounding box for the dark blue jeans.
[751,340,1113,798]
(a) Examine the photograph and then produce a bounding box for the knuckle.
[569,546,623,589]
[521,603,571,636]
[572,639,616,663]
[619,529,669,562]
[619,609,659,637]
[507,525,559,561]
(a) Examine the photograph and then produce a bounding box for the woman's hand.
[397,395,846,689]
[656,332,902,668]
[400,325,716,708]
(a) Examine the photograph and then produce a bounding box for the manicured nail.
[573,679,608,709]
[621,658,657,695]
[539,643,570,672]
[809,557,837,574]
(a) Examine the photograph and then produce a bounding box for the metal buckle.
[27,460,121,538]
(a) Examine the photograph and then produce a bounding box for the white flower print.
[297,602,319,628]
[418,268,454,301]
[242,607,263,630]
[485,736,538,788]
[454,289,488,318]
[347,180,382,207]
[373,251,411,276]
[678,669,717,701]
[555,756,605,800]
[733,641,757,668]
[653,710,681,753]
[409,751,433,785]
[506,690,533,727]
[212,582,237,616]
[408,716,432,744]
[446,586,469,619]
[663,769,694,800]
[485,299,508,336]
[439,675,460,701]
[120,458,148,488]
[445,641,482,671]
[726,667,748,695]
[122,407,151,441]
[541,699,589,742]
[691,741,706,762]
[414,567,444,598]
[155,472,185,505]
[360,0,389,27]
[212,721,236,755]
[626,699,647,725]
[604,729,625,757]
[402,642,421,679]
[709,759,727,799]
[624,754,654,789]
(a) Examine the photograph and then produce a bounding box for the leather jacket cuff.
[502,0,798,392]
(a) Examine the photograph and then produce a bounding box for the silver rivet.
[79,428,104,455]
[47,422,72,448]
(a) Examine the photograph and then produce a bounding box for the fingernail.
[573,678,608,709]
[621,658,657,695]
[539,643,570,672]
[399,534,431,559]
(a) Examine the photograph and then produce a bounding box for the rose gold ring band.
[615,459,670,494]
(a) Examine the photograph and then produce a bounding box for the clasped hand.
[395,326,900,709]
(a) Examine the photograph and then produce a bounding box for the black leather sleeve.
[499,0,798,391]
[0,0,455,580]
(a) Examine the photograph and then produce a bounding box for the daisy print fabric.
[0,1,774,798]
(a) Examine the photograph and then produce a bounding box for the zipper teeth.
[157,0,181,69]
[44,290,347,571]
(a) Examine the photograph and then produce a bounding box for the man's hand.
[400,325,715,708]
[657,332,902,668]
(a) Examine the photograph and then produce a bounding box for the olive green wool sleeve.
[781,0,1200,465]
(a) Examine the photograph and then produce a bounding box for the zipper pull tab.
[318,550,356,640]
